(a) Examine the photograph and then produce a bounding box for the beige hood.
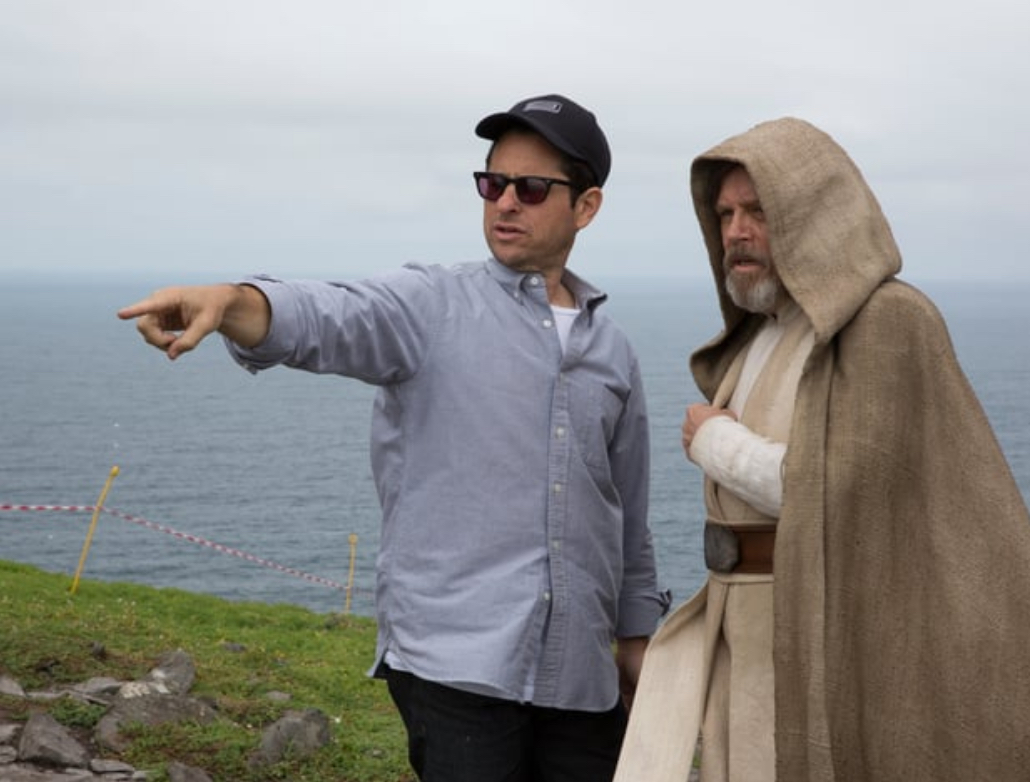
[690,117,902,347]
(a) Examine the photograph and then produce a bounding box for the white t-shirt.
[551,305,579,353]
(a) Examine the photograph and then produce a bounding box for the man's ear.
[573,187,603,230]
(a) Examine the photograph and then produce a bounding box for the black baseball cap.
[475,94,611,187]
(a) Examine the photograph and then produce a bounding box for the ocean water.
[2,274,1027,617]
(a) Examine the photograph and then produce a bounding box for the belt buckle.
[704,523,739,573]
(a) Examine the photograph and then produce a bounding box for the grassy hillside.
[0,560,411,781]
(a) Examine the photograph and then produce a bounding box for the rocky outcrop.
[0,649,330,781]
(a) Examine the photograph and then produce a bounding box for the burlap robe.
[616,118,1030,781]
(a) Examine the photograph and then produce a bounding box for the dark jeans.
[383,666,627,782]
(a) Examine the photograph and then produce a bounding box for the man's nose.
[495,181,521,210]
[725,211,752,241]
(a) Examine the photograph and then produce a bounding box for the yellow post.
[345,533,358,614]
[70,465,120,595]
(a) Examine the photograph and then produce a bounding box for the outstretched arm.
[117,283,271,360]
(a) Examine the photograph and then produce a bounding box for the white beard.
[726,273,782,315]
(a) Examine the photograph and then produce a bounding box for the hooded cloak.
[617,118,1030,781]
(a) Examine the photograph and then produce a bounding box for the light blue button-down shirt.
[229,258,667,711]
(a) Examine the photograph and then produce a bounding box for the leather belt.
[704,522,777,574]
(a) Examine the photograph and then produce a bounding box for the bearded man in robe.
[615,117,1030,782]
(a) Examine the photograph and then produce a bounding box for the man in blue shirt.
[119,94,668,782]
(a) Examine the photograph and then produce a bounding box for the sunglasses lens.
[475,173,505,201]
[515,177,549,205]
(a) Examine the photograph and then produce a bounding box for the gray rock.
[90,757,136,774]
[73,677,125,703]
[0,768,95,781]
[95,693,218,753]
[250,708,330,766]
[166,760,214,782]
[16,712,90,768]
[143,649,195,696]
[0,675,26,698]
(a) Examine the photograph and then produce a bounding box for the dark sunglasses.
[473,171,576,205]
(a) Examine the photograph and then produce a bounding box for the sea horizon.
[2,274,1027,615]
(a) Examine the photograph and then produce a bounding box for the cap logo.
[523,99,562,114]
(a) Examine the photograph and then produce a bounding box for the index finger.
[116,296,161,321]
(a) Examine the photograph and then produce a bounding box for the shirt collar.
[485,257,607,311]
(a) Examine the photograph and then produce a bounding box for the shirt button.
[543,591,552,602]
[555,426,566,438]
[552,540,561,552]
[553,482,563,494]
[529,276,541,286]
[542,319,553,328]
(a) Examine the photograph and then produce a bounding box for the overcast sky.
[2,0,1027,284]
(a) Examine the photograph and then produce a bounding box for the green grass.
[0,560,412,782]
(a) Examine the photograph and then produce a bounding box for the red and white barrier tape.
[1,503,365,596]
[1,504,95,513]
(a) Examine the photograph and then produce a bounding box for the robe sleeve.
[690,416,785,517]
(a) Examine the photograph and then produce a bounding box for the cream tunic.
[615,302,814,782]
